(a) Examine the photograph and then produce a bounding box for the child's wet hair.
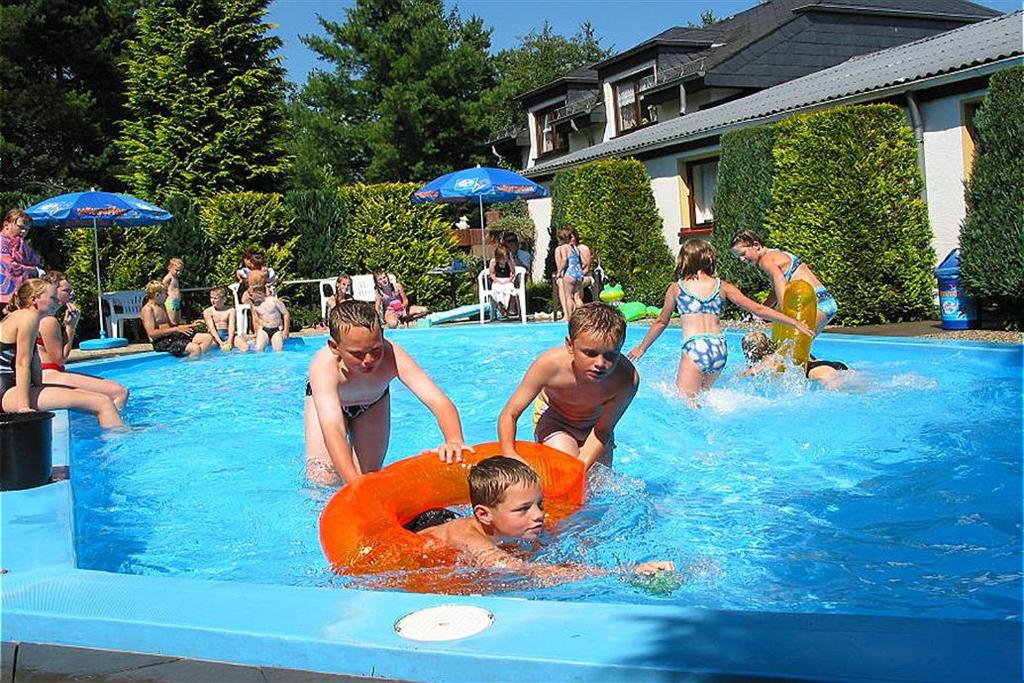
[568,302,626,346]
[493,245,510,261]
[42,270,68,286]
[730,229,765,249]
[469,456,540,508]
[328,299,381,340]
[210,286,227,297]
[557,228,577,245]
[249,253,266,268]
[742,332,776,364]
[167,257,183,269]
[144,280,166,300]
[676,238,716,279]
[249,285,267,297]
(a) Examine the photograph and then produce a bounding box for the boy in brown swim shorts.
[498,303,638,470]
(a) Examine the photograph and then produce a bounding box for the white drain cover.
[394,605,494,641]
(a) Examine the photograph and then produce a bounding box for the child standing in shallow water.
[729,230,837,336]
[203,286,248,352]
[628,239,813,407]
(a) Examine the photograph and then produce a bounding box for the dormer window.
[614,68,656,134]
[536,107,567,156]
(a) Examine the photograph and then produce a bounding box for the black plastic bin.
[1,411,55,491]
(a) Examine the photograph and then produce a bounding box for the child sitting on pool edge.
[304,299,472,486]
[413,456,674,580]
[498,302,638,470]
[140,281,215,359]
[203,286,248,352]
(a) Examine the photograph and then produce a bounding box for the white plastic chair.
[100,290,146,338]
[318,278,336,322]
[227,282,251,335]
[478,266,527,324]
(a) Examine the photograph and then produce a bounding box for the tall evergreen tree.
[295,0,494,183]
[117,0,290,200]
[0,0,136,194]
[478,22,611,139]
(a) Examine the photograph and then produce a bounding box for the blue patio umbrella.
[412,166,548,261]
[25,190,173,349]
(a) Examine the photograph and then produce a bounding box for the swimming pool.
[3,324,1021,681]
[66,324,1022,619]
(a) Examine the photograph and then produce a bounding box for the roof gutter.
[524,56,1020,180]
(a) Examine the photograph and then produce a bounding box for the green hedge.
[338,183,471,309]
[201,192,298,287]
[550,159,674,305]
[960,66,1024,314]
[546,168,578,281]
[762,104,934,325]
[710,125,777,299]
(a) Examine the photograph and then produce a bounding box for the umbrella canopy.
[26,191,172,227]
[25,191,173,348]
[412,166,548,261]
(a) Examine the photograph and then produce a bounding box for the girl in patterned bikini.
[628,239,812,408]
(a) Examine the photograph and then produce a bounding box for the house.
[489,0,1018,277]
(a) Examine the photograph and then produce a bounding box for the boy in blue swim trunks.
[202,286,248,352]
[730,230,837,336]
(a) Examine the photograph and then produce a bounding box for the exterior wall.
[644,156,687,252]
[526,195,553,281]
[683,86,745,114]
[920,88,987,264]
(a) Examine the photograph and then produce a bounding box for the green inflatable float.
[599,284,624,303]
[619,301,648,322]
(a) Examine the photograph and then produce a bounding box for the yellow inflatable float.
[771,280,817,364]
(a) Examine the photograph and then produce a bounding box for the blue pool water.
[69,325,1022,619]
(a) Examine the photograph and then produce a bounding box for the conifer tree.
[294,0,494,183]
[117,0,290,200]
[0,0,135,194]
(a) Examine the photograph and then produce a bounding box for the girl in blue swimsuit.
[729,230,838,336]
[628,240,812,407]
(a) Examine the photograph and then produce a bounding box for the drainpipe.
[906,91,928,204]
[679,83,687,115]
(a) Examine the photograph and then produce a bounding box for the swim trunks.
[40,362,65,372]
[806,359,848,377]
[305,383,390,421]
[216,328,229,342]
[165,298,181,312]
[532,391,606,447]
[261,326,281,337]
[404,508,459,532]
[681,333,728,375]
[151,331,193,357]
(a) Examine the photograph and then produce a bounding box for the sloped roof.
[526,11,1021,178]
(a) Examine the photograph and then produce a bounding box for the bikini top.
[676,278,724,316]
[494,260,512,278]
[777,249,803,282]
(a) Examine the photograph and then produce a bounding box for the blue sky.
[266,0,1019,86]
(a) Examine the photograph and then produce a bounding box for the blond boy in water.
[498,303,638,470]
[202,286,248,352]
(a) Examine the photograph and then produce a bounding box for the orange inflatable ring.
[319,441,586,576]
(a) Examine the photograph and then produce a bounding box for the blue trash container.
[935,249,977,330]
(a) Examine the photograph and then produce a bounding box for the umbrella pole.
[479,196,486,263]
[92,220,106,338]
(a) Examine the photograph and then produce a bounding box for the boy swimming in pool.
[202,286,248,352]
[304,300,472,486]
[497,303,638,470]
[415,456,673,579]
[740,331,850,386]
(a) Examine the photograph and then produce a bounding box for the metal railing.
[553,93,601,121]
[639,57,706,94]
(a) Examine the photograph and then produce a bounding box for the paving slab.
[13,643,174,682]
[1,642,16,683]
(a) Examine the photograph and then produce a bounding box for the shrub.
[338,183,469,309]
[486,214,535,244]
[200,192,297,287]
[551,159,674,305]
[285,188,349,279]
[764,104,934,324]
[960,66,1024,318]
[711,125,777,298]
